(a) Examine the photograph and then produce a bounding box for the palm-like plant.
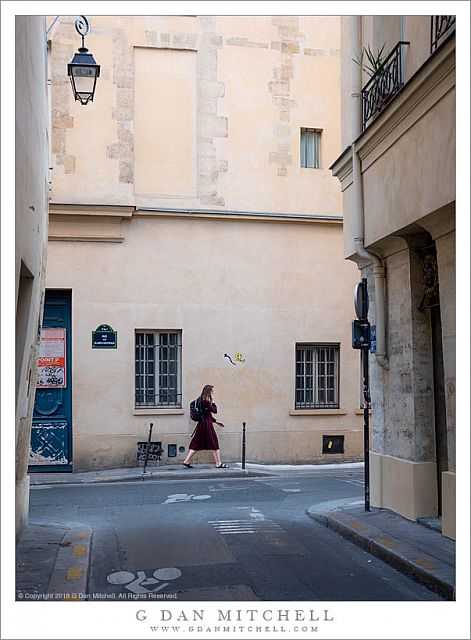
[353,43,387,78]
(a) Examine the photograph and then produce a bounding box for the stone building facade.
[15,16,50,538]
[331,16,456,537]
[37,15,363,473]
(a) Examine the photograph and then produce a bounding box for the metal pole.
[242,422,246,470]
[362,348,370,511]
[362,277,370,511]
[143,422,153,475]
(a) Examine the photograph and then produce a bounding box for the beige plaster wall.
[441,471,455,539]
[134,47,197,198]
[50,15,342,217]
[46,215,362,470]
[15,16,49,538]
[362,89,455,247]
[403,16,431,80]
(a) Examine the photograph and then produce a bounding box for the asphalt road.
[29,468,443,601]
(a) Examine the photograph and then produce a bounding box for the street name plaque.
[92,324,117,349]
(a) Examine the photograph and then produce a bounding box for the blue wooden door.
[29,290,72,472]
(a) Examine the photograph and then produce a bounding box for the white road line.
[209,512,284,536]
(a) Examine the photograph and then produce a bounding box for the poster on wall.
[36,327,66,388]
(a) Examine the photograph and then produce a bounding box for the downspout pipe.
[351,17,389,370]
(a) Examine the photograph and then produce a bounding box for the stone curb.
[47,523,93,601]
[307,508,455,601]
[30,469,270,485]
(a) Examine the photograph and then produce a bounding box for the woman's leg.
[212,450,222,466]
[183,449,196,465]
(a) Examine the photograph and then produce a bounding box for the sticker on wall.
[92,324,117,349]
[37,328,66,388]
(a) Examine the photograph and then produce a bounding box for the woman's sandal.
[182,462,193,468]
[216,463,229,468]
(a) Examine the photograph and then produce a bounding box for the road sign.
[354,281,369,321]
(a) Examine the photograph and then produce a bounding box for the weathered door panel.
[29,290,72,472]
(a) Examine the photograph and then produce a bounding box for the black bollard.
[143,422,153,475]
[242,422,246,470]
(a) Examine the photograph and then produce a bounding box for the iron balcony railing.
[361,41,409,130]
[430,15,456,53]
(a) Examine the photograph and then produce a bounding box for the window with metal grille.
[300,128,321,168]
[135,331,182,407]
[295,343,340,409]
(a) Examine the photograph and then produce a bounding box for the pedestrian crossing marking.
[209,518,283,535]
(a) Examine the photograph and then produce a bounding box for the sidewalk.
[16,520,92,601]
[28,461,364,485]
[307,501,456,600]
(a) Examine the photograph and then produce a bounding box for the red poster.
[36,328,66,388]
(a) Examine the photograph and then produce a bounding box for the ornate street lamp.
[67,16,100,105]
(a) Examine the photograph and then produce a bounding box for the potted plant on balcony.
[353,43,387,78]
[354,43,395,121]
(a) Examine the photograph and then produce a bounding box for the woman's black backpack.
[190,396,203,422]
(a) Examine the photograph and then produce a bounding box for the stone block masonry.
[269,17,304,177]
[197,16,228,206]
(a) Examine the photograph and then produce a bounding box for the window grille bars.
[296,344,339,409]
[135,332,182,407]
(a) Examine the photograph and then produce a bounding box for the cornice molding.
[49,204,134,219]
[48,203,343,226]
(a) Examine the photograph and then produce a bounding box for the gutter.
[135,206,342,222]
[351,16,389,370]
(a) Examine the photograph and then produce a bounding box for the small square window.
[300,128,321,168]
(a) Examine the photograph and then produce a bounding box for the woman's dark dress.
[189,400,219,451]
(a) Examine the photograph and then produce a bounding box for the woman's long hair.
[201,385,214,402]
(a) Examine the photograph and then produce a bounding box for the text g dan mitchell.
[135,608,334,623]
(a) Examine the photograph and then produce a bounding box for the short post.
[242,422,246,470]
[143,422,153,475]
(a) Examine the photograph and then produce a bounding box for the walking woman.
[183,384,228,468]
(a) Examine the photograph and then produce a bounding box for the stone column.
[369,243,438,520]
